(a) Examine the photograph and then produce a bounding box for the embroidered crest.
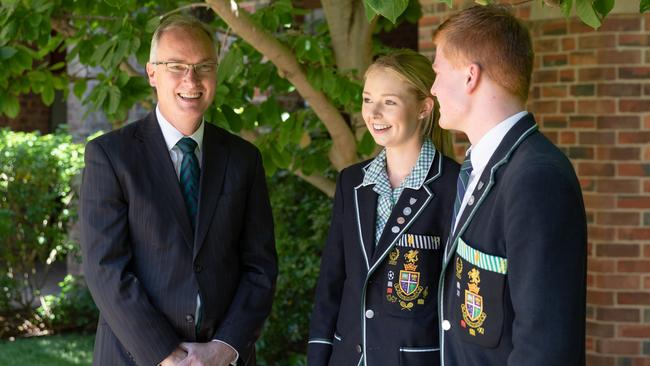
[455,256,463,280]
[461,267,487,336]
[388,248,399,266]
[392,250,426,310]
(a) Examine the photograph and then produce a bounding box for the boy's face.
[431,43,470,133]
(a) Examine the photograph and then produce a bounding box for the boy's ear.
[465,63,481,92]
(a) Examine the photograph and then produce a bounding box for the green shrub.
[257,171,333,365]
[37,275,98,332]
[0,129,84,311]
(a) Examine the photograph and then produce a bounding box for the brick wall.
[419,1,650,364]
[0,93,52,133]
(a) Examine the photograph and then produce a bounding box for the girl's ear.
[419,96,434,119]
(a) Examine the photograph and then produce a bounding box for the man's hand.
[160,347,188,366]
[177,341,237,366]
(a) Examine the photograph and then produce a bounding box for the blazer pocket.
[399,346,440,366]
[451,237,507,348]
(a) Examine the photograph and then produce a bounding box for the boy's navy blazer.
[308,148,459,366]
[438,114,587,366]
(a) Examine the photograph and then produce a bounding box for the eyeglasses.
[151,61,218,76]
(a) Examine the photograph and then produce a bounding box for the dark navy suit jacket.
[80,112,277,365]
[438,114,587,366]
[308,149,459,366]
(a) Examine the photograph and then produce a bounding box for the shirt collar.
[363,139,436,190]
[468,111,528,173]
[155,104,204,153]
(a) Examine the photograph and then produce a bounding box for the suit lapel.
[367,151,443,276]
[354,165,378,271]
[194,123,229,258]
[135,112,194,249]
[443,114,539,265]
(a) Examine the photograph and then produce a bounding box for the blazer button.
[442,319,451,331]
[185,314,194,323]
[365,309,374,319]
[355,344,362,353]
[194,264,202,273]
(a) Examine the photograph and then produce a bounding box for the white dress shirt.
[155,105,239,364]
[453,111,529,233]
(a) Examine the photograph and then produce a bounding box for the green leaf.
[364,0,409,24]
[107,86,121,115]
[42,84,54,106]
[0,46,16,60]
[0,92,20,118]
[221,105,243,132]
[357,130,376,156]
[641,0,650,13]
[217,46,244,84]
[364,0,378,22]
[437,0,453,8]
[575,0,602,29]
[145,16,161,34]
[73,79,87,100]
[594,0,614,17]
[560,0,573,17]
[90,41,113,66]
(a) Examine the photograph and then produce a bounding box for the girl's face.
[362,67,424,150]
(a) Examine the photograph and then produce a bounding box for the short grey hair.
[149,14,217,62]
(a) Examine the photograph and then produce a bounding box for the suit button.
[355,344,362,353]
[442,320,451,331]
[185,314,194,323]
[365,309,374,319]
[194,264,202,273]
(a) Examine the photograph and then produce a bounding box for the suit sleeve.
[80,140,180,365]
[307,172,347,366]
[505,163,587,365]
[211,149,278,361]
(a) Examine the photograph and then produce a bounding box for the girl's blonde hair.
[365,49,453,157]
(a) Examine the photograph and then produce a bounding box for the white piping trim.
[399,347,440,352]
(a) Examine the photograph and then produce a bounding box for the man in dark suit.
[80,14,277,366]
[431,5,587,366]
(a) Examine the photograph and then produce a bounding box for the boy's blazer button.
[442,319,451,331]
[365,309,374,319]
[185,314,194,323]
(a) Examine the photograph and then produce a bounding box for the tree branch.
[294,170,336,197]
[205,0,359,171]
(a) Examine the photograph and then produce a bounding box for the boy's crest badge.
[399,270,419,296]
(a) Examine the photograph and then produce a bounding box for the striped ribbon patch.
[397,234,441,250]
[456,238,508,274]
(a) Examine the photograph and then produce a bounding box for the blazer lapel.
[135,112,194,249]
[444,114,539,265]
[368,151,443,276]
[354,178,378,271]
[193,123,229,258]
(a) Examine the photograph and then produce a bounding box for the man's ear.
[465,63,481,93]
[146,63,157,87]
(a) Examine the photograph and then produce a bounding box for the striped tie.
[176,137,200,229]
[452,152,473,231]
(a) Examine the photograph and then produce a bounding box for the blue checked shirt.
[362,139,436,246]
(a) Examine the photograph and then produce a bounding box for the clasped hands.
[160,341,236,366]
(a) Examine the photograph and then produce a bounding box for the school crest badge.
[461,267,487,336]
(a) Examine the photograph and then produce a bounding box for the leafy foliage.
[257,172,332,365]
[0,129,84,310]
[37,275,99,332]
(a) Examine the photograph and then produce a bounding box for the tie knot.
[176,137,197,154]
[461,153,472,172]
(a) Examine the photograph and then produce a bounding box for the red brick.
[581,178,596,192]
[583,194,616,209]
[532,69,557,83]
[620,67,650,79]
[619,228,650,241]
[596,307,641,322]
[542,54,567,67]
[596,243,640,257]
[619,196,650,209]
[596,147,641,160]
[579,131,615,145]
[598,50,642,64]
[585,354,615,366]
[645,276,650,289]
[530,100,557,114]
[619,34,650,47]
[645,84,650,96]
[618,293,650,305]
[645,147,650,161]
[588,290,615,305]
[619,132,650,144]
[600,17,641,32]
[560,100,575,113]
[579,162,615,176]
[587,321,616,337]
[645,116,650,129]
[558,131,575,145]
[645,181,650,194]
[598,83,642,97]
[619,325,650,338]
[597,212,640,226]
[543,20,568,35]
[646,244,650,258]
[579,67,616,81]
[618,164,650,177]
[541,85,566,98]
[542,115,567,128]
[570,51,597,65]
[579,34,616,49]
[618,260,650,273]
[570,115,596,128]
[571,84,595,96]
[578,100,615,114]
[597,179,640,194]
[559,68,575,82]
[588,258,617,273]
[620,99,650,112]
[562,37,576,51]
[568,18,595,33]
[419,15,440,27]
[597,116,640,130]
[534,38,558,53]
[598,339,640,355]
